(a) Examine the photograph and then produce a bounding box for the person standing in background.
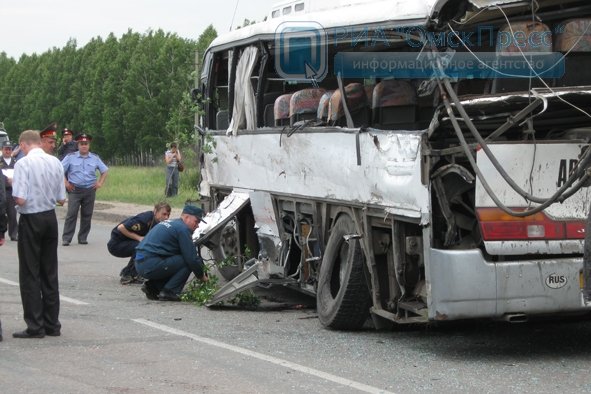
[11,143,25,161]
[57,128,77,160]
[0,140,18,241]
[164,142,181,197]
[0,161,7,245]
[11,130,66,338]
[39,123,58,155]
[61,133,108,246]
[0,167,6,341]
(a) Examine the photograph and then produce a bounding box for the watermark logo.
[274,21,566,80]
[334,52,565,79]
[274,21,328,83]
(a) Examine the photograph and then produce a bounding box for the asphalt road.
[2,213,591,393]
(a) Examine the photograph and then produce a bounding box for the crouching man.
[135,205,208,301]
[107,202,171,284]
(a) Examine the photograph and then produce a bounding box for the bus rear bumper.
[427,248,590,321]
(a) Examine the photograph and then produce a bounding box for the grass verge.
[96,166,200,208]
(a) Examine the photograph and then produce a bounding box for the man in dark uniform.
[0,164,6,243]
[39,122,58,155]
[61,133,108,246]
[0,140,18,241]
[57,128,77,160]
[107,202,171,284]
[0,167,6,341]
[135,205,208,301]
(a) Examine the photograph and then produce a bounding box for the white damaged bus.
[193,0,591,329]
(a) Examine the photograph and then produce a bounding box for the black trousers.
[107,237,140,277]
[107,237,138,258]
[18,210,60,334]
[5,188,17,239]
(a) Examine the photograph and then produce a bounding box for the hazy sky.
[0,0,278,59]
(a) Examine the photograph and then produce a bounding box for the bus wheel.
[211,219,242,281]
[317,214,371,330]
[210,208,259,281]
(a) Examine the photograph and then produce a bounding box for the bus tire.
[210,219,242,281]
[317,214,371,330]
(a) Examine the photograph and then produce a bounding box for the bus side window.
[211,52,230,130]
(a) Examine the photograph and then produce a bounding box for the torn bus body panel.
[193,191,251,246]
[249,191,282,263]
[202,129,429,223]
[206,259,295,306]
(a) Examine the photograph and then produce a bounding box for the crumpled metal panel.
[249,191,282,263]
[192,191,250,243]
[475,143,591,218]
[203,129,431,224]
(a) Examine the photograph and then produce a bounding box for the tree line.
[0,25,217,161]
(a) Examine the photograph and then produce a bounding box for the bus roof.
[206,0,524,52]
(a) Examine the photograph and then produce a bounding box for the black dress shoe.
[13,329,45,339]
[62,241,70,246]
[10,237,17,241]
[158,289,181,302]
[45,329,61,337]
[141,283,159,300]
[78,240,88,245]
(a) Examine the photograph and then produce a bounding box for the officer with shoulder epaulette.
[0,140,18,241]
[57,128,78,160]
[0,160,6,341]
[61,133,108,246]
[39,122,58,155]
[108,202,171,285]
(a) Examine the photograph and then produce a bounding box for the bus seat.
[372,80,417,129]
[274,94,293,127]
[264,104,275,127]
[289,88,326,125]
[261,92,282,127]
[328,83,369,127]
[492,21,552,93]
[316,90,334,122]
[364,84,375,101]
[216,110,229,130]
[496,21,552,55]
[555,19,591,52]
[553,19,591,87]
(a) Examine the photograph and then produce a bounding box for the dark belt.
[71,184,93,190]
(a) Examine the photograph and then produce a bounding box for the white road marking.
[0,277,19,286]
[0,276,89,305]
[59,295,89,305]
[133,318,395,394]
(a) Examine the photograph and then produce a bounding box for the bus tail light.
[476,208,586,241]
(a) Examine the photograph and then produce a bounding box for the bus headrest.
[554,19,591,52]
[372,80,417,109]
